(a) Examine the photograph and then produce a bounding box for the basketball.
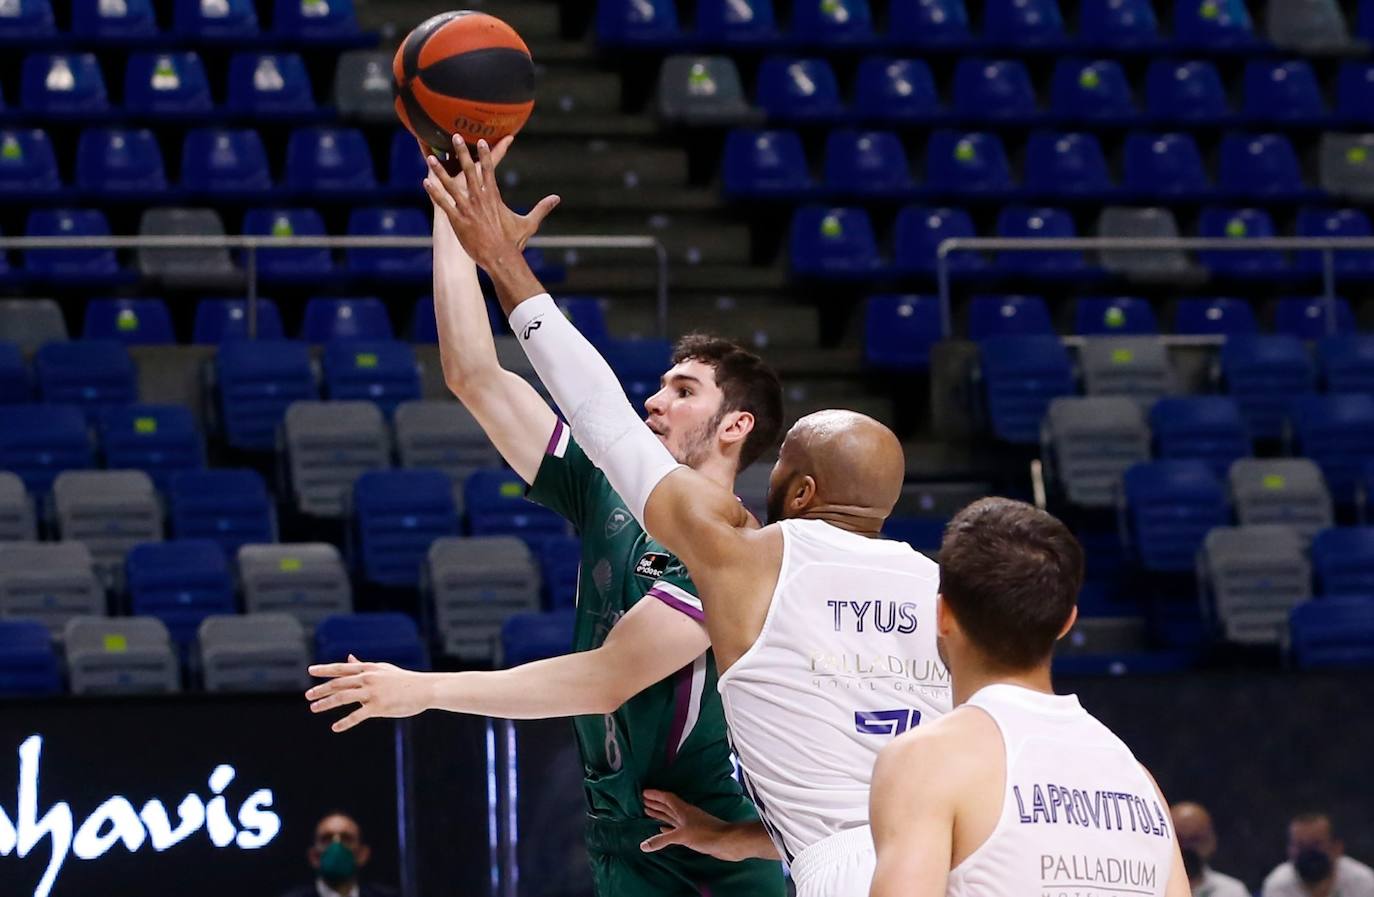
[392,11,536,151]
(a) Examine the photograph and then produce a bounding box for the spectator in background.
[1172,802,1251,897]
[1262,813,1374,897]
[279,811,397,897]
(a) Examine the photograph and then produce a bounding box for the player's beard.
[674,409,724,470]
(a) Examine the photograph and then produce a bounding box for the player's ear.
[793,474,816,512]
[718,409,754,446]
[935,594,953,636]
[1055,605,1078,640]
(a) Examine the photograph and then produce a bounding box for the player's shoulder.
[878,706,1001,783]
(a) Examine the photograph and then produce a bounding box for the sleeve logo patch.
[634,552,671,579]
[521,316,543,340]
[605,508,633,538]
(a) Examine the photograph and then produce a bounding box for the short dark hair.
[672,333,783,471]
[938,497,1084,670]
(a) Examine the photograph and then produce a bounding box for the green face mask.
[318,840,358,885]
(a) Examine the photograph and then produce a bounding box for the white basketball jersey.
[949,684,1177,897]
[717,518,949,862]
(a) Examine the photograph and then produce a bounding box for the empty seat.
[657,56,756,125]
[174,0,260,40]
[789,206,880,276]
[1044,397,1150,508]
[426,536,541,661]
[215,339,317,451]
[864,295,941,369]
[888,0,971,45]
[823,130,912,195]
[1275,296,1356,340]
[1173,0,1255,46]
[696,0,780,42]
[169,469,275,555]
[273,0,359,41]
[756,56,844,120]
[995,206,1087,275]
[1290,597,1374,670]
[346,208,430,277]
[394,399,500,484]
[127,540,235,651]
[1079,0,1159,46]
[1229,458,1333,540]
[1318,335,1374,394]
[73,0,157,38]
[1050,59,1138,122]
[980,335,1076,444]
[0,129,60,195]
[1290,395,1374,505]
[242,208,331,280]
[1149,396,1250,479]
[1123,461,1229,573]
[0,620,61,696]
[286,128,376,192]
[283,400,390,518]
[322,341,421,416]
[1311,527,1374,597]
[387,128,428,188]
[597,0,681,44]
[0,404,93,493]
[0,472,34,540]
[353,469,461,588]
[137,208,235,282]
[125,52,213,116]
[854,58,941,121]
[1336,63,1374,126]
[984,0,1064,43]
[199,613,309,693]
[182,129,273,195]
[1243,60,1328,124]
[1267,0,1352,51]
[0,542,102,638]
[227,53,315,117]
[239,542,351,632]
[967,294,1053,340]
[100,404,204,492]
[52,470,162,587]
[193,298,286,343]
[1198,208,1287,277]
[722,129,811,197]
[1172,296,1258,336]
[605,336,671,410]
[333,50,394,122]
[65,616,178,695]
[0,342,24,405]
[953,59,1038,120]
[926,130,1014,195]
[83,298,174,345]
[1319,133,1374,201]
[25,209,120,280]
[315,612,426,668]
[34,340,137,412]
[1146,61,1229,122]
[302,297,392,342]
[1218,133,1310,199]
[1220,335,1315,439]
[1024,131,1113,197]
[466,468,567,549]
[892,206,983,275]
[1296,208,1374,276]
[1201,525,1309,645]
[792,0,874,43]
[77,128,168,195]
[500,609,577,667]
[539,537,581,610]
[1122,133,1210,197]
[1080,336,1173,405]
[0,0,56,41]
[1075,297,1158,335]
[22,54,108,116]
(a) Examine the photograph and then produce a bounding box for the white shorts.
[790,825,876,897]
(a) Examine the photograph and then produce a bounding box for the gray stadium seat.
[199,613,310,693]
[1080,337,1174,406]
[65,616,179,694]
[1044,397,1151,508]
[238,543,352,633]
[1319,134,1374,202]
[52,470,162,590]
[0,542,104,638]
[0,298,68,350]
[1228,458,1333,541]
[656,55,756,126]
[0,472,35,541]
[1095,208,1195,281]
[282,401,391,518]
[425,536,541,662]
[333,50,395,122]
[1201,525,1311,645]
[393,400,500,494]
[137,208,237,284]
[1267,0,1353,51]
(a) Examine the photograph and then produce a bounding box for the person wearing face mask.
[279,812,397,897]
[1262,813,1374,897]
[1172,802,1250,897]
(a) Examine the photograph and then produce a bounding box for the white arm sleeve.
[509,295,681,524]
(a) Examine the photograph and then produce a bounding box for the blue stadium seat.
[1149,396,1250,478]
[1123,461,1229,573]
[0,621,62,697]
[0,342,29,404]
[302,297,392,342]
[174,0,259,40]
[1289,394,1374,504]
[1122,132,1211,198]
[273,0,360,42]
[925,130,1014,195]
[596,0,681,44]
[227,53,315,118]
[556,296,611,347]
[346,208,430,278]
[125,53,213,117]
[128,541,235,652]
[1220,334,1315,440]
[1173,297,1258,335]
[1275,296,1356,340]
[887,0,972,46]
[792,0,874,43]
[789,206,880,277]
[351,469,460,588]
[968,294,1054,340]
[1173,0,1257,48]
[882,516,946,554]
[465,468,567,550]
[538,537,582,610]
[995,206,1088,275]
[891,206,986,275]
[315,613,428,668]
[1336,62,1374,126]
[864,294,941,369]
[182,129,272,195]
[0,129,59,196]
[984,0,1065,45]
[696,0,780,43]
[501,610,577,666]
[83,298,174,345]
[410,296,438,343]
[756,57,844,120]
[823,130,913,196]
[193,298,285,343]
[34,341,136,413]
[322,340,421,416]
[1198,208,1287,277]
[76,128,167,195]
[1218,133,1312,199]
[1243,60,1328,125]
[168,468,276,554]
[388,129,427,188]
[1312,527,1374,598]
[22,54,109,116]
[0,404,92,493]
[953,59,1039,121]
[1295,208,1374,276]
[603,337,672,409]
[980,335,1077,443]
[1146,61,1230,123]
[1318,335,1374,394]
[73,0,157,39]
[854,58,942,122]
[1078,0,1160,47]
[1290,597,1374,670]
[1024,131,1113,198]
[1075,297,1158,335]
[242,209,331,281]
[0,1,56,41]
[25,209,120,281]
[1050,59,1138,123]
[214,340,316,451]
[286,128,376,193]
[722,129,812,198]
[100,404,205,492]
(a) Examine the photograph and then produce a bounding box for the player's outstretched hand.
[640,789,738,861]
[305,654,433,733]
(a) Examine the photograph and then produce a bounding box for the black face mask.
[1295,849,1334,885]
[1181,847,1205,881]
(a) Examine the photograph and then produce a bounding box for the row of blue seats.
[0,0,366,45]
[789,204,1374,279]
[735,57,1374,126]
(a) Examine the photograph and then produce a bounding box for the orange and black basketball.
[393,11,536,151]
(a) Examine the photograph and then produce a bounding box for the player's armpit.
[868,733,957,897]
[642,466,760,573]
[597,595,711,708]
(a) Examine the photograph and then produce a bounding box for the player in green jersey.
[305,138,786,897]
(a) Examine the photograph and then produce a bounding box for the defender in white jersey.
[869,497,1191,897]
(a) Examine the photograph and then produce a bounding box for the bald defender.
[1173,802,1250,897]
[425,135,950,897]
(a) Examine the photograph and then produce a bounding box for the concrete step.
[497,141,689,187]
[534,66,622,115]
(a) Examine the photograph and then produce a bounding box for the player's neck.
[796,506,885,536]
[951,660,1055,707]
[691,453,738,492]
